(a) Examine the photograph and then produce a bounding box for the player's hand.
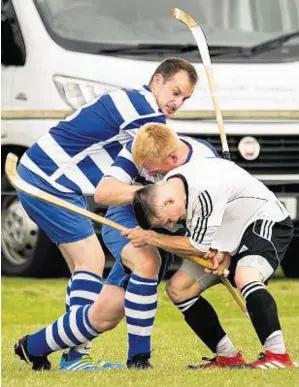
[121,227,150,248]
[204,250,231,277]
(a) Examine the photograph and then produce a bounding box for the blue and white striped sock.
[65,277,72,313]
[70,271,102,309]
[125,274,158,360]
[27,305,99,356]
[68,271,102,358]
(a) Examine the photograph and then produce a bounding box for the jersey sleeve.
[188,185,230,252]
[108,88,166,137]
[103,141,139,184]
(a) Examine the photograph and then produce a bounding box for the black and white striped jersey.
[165,158,289,255]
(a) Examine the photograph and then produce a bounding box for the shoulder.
[185,137,219,157]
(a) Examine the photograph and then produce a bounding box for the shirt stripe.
[21,87,165,194]
[192,191,213,242]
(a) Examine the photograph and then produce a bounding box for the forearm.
[146,231,206,257]
[94,178,141,206]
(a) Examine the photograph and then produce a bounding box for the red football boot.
[250,351,297,369]
[188,352,246,369]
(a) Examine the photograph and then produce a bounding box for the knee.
[166,277,200,304]
[140,255,160,276]
[234,267,264,290]
[124,251,160,277]
[165,279,181,302]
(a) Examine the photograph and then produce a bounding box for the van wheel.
[1,174,68,277]
[280,237,299,279]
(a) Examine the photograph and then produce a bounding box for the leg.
[60,248,131,370]
[102,205,162,368]
[16,235,104,353]
[15,176,107,370]
[166,259,245,368]
[57,235,105,362]
[121,243,160,368]
[59,233,105,275]
[88,285,125,332]
[15,279,126,371]
[234,217,294,368]
[235,262,293,368]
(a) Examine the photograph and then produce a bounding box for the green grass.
[2,277,299,387]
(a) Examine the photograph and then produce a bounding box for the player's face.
[143,157,175,176]
[152,199,186,229]
[153,71,195,116]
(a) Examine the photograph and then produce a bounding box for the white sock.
[216,335,238,357]
[264,330,286,354]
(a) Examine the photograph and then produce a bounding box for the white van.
[2,0,299,278]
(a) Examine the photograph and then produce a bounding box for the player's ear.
[165,198,175,206]
[169,152,178,164]
[153,73,163,86]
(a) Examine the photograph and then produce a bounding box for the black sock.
[241,281,281,345]
[175,296,226,353]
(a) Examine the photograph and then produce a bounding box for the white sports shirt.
[165,158,289,255]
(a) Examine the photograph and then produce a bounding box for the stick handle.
[205,67,230,158]
[221,276,248,315]
[185,255,247,315]
[5,154,227,274]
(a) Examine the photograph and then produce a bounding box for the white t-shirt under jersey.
[165,158,289,255]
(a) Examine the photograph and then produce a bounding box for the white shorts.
[179,259,221,291]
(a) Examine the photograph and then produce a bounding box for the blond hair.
[132,123,179,167]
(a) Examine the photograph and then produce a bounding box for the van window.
[33,0,299,55]
[1,0,26,66]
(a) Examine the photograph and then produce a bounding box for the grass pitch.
[2,277,299,387]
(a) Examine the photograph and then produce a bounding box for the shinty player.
[94,123,219,368]
[125,155,296,369]
[14,57,197,371]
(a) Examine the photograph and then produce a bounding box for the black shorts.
[228,216,293,285]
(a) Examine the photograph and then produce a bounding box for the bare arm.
[122,228,208,258]
[94,177,141,206]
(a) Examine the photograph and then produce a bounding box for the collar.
[142,84,163,114]
[180,139,193,164]
[142,84,151,92]
[166,174,189,210]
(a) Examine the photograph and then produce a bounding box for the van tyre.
[1,174,68,278]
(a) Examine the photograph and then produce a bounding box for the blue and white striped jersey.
[20,85,165,195]
[104,136,218,185]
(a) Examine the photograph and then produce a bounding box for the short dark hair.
[132,185,159,230]
[149,57,198,86]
